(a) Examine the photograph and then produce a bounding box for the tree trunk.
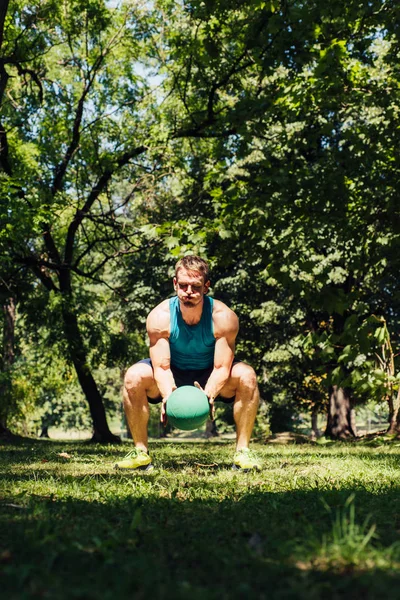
[2,296,15,365]
[61,302,120,443]
[325,386,357,439]
[40,424,50,438]
[310,406,321,439]
[0,0,10,51]
[0,297,16,438]
[158,422,168,438]
[205,418,219,438]
[387,388,400,435]
[0,421,17,440]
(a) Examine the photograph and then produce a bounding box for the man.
[115,255,261,471]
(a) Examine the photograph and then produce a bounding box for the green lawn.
[1,438,400,599]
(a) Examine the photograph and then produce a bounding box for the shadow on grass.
[1,485,400,599]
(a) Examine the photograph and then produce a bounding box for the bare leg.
[233,367,260,451]
[219,363,260,451]
[123,363,160,453]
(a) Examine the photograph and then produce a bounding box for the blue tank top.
[169,295,215,369]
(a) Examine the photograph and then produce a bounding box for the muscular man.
[115,255,260,471]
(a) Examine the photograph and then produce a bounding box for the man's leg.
[219,362,260,451]
[123,361,161,452]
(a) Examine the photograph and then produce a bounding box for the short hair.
[175,255,210,283]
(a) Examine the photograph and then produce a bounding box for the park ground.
[1,437,400,599]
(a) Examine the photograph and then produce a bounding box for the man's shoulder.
[212,299,239,336]
[212,298,237,317]
[147,299,170,336]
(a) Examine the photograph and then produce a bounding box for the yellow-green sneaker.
[232,448,261,472]
[114,448,153,471]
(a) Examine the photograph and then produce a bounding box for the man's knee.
[236,363,258,390]
[124,363,152,392]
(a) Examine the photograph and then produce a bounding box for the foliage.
[302,314,400,403]
[2,0,400,436]
[0,0,166,438]
[152,0,400,425]
[12,293,147,435]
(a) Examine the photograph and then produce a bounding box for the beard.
[180,296,200,307]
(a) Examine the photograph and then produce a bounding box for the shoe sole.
[115,463,154,472]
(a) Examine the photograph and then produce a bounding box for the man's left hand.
[194,381,215,421]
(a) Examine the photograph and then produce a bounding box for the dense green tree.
[2,0,400,442]
[153,0,400,437]
[0,0,166,441]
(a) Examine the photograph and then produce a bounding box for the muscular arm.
[147,303,176,399]
[204,304,239,401]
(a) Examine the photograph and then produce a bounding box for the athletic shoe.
[114,448,153,471]
[232,448,261,472]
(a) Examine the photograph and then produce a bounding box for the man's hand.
[160,386,177,426]
[194,381,215,421]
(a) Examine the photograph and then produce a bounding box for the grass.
[1,438,400,599]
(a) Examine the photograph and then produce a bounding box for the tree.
[0,0,166,441]
[153,0,400,437]
[0,296,15,436]
[2,0,400,442]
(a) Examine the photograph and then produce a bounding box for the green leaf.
[374,327,386,345]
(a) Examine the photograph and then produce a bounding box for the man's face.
[174,268,210,308]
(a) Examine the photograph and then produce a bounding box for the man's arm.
[203,304,239,402]
[147,304,177,422]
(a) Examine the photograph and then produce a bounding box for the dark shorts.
[138,358,235,404]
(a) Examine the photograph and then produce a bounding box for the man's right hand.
[160,386,177,426]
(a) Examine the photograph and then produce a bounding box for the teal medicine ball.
[166,386,210,431]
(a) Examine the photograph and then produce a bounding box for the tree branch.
[72,238,163,281]
[71,267,128,300]
[172,14,282,139]
[63,144,147,265]
[72,249,138,279]
[73,230,141,269]
[18,255,60,292]
[51,20,128,197]
[42,226,62,265]
[51,75,94,196]
[14,63,44,102]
